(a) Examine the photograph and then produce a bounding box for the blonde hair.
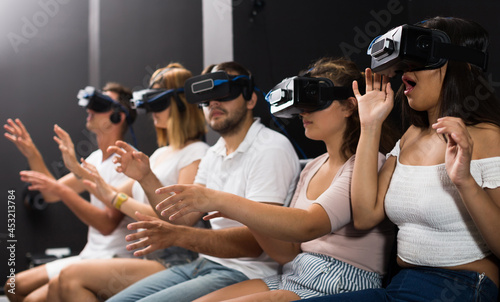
[151,63,206,148]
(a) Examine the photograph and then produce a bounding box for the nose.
[207,99,221,107]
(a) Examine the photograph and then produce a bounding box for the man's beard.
[209,105,248,136]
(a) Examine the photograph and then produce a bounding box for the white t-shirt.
[195,118,301,280]
[79,149,132,258]
[131,142,209,204]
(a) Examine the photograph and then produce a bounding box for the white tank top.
[384,140,500,267]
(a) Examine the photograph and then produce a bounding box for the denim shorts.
[264,252,382,299]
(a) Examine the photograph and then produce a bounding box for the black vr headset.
[184,71,253,106]
[367,24,488,76]
[131,88,186,114]
[266,76,353,118]
[77,86,133,124]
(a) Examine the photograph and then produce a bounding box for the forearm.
[251,229,300,265]
[26,149,54,178]
[138,171,165,212]
[211,192,328,242]
[118,196,158,220]
[57,185,122,235]
[458,180,500,257]
[351,126,385,229]
[174,226,263,258]
[140,173,203,226]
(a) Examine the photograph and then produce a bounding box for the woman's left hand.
[432,117,474,188]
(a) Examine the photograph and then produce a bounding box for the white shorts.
[45,256,83,279]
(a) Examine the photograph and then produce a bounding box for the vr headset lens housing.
[132,88,182,113]
[367,24,488,76]
[77,86,116,112]
[266,76,353,118]
[184,71,249,105]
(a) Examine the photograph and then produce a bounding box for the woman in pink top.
[126,58,396,301]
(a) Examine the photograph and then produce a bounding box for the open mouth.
[402,76,416,95]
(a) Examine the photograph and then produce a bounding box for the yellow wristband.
[113,192,129,210]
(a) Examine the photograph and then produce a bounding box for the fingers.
[115,140,135,152]
[81,158,98,174]
[4,119,25,141]
[134,211,156,222]
[432,117,472,149]
[107,145,125,156]
[82,179,97,192]
[203,212,223,220]
[53,124,70,141]
[155,184,184,196]
[108,140,134,156]
[352,81,361,100]
[365,68,373,91]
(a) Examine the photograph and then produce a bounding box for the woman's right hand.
[3,118,38,158]
[353,68,394,129]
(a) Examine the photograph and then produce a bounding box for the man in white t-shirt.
[3,82,136,301]
[108,62,301,302]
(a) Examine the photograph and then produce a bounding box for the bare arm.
[433,118,500,257]
[5,119,86,200]
[126,212,262,258]
[250,230,301,265]
[156,186,332,243]
[20,170,123,235]
[350,69,395,229]
[109,141,203,226]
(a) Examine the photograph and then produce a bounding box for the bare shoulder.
[399,125,419,147]
[469,123,500,158]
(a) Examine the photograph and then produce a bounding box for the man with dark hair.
[3,82,136,302]
[107,62,301,302]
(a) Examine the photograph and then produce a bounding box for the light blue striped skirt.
[263,252,382,299]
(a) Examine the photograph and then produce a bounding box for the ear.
[246,91,258,110]
[343,97,357,118]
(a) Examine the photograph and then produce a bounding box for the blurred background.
[1,0,499,283]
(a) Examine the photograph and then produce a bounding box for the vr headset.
[367,24,488,76]
[131,88,185,114]
[266,76,353,118]
[77,86,125,113]
[184,71,253,105]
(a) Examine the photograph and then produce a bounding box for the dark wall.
[0,0,202,280]
[232,0,500,158]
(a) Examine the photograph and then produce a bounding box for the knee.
[46,276,60,301]
[58,265,81,296]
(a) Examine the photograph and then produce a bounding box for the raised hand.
[81,159,117,207]
[20,170,61,203]
[108,140,151,181]
[125,212,180,257]
[432,117,474,188]
[53,124,80,174]
[353,68,394,128]
[4,118,38,158]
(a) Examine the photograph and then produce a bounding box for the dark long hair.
[308,57,400,157]
[400,16,500,129]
